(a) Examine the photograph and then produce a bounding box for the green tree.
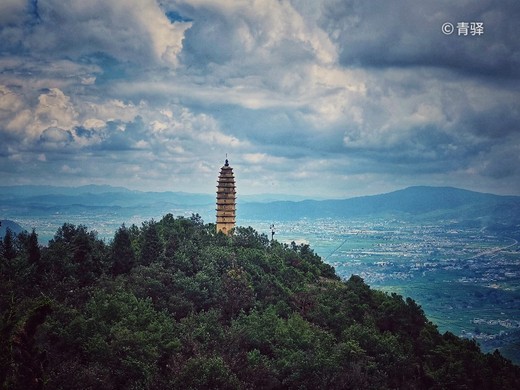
[233,226,269,249]
[140,221,162,266]
[46,290,179,389]
[71,229,95,286]
[2,217,520,389]
[110,225,135,276]
[1,228,17,261]
[0,298,52,390]
[27,229,41,266]
[174,356,240,389]
[39,224,107,300]
[221,266,255,320]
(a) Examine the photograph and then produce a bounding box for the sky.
[0,0,519,199]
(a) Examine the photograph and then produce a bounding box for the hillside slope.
[1,214,519,389]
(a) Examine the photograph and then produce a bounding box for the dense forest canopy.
[1,214,519,389]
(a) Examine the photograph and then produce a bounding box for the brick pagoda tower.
[216,158,236,235]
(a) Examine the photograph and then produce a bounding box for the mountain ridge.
[1,183,518,203]
[239,186,520,225]
[2,185,519,227]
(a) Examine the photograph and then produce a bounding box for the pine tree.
[111,225,135,276]
[27,229,41,265]
[2,228,17,261]
[139,221,162,266]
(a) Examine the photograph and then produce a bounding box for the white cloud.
[81,99,140,126]
[31,88,78,136]
[0,85,26,135]
[243,153,286,165]
[1,86,79,140]
[60,164,81,174]
[83,118,106,129]
[22,0,191,67]
[196,130,247,148]
[134,139,150,149]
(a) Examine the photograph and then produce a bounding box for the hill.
[1,215,519,389]
[0,219,24,238]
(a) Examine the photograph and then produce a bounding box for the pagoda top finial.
[225,154,229,166]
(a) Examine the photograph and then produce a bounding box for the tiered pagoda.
[216,158,236,235]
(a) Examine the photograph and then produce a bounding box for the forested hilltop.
[1,214,519,389]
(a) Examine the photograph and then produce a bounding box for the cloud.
[0,85,25,136]
[165,0,352,112]
[39,127,74,145]
[318,0,520,77]
[175,0,336,66]
[60,164,81,174]
[0,79,254,191]
[0,0,519,196]
[478,141,520,180]
[1,0,191,68]
[0,1,27,25]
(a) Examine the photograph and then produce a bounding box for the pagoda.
[216,158,236,235]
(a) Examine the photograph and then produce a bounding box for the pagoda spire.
[216,158,236,235]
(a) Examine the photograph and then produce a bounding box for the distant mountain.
[239,186,520,227]
[0,186,214,208]
[0,185,312,205]
[239,193,321,202]
[2,185,519,229]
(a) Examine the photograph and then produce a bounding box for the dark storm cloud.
[479,145,520,180]
[464,104,520,139]
[319,0,520,78]
[344,124,477,172]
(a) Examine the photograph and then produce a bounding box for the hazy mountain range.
[1,185,520,230]
[241,186,520,227]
